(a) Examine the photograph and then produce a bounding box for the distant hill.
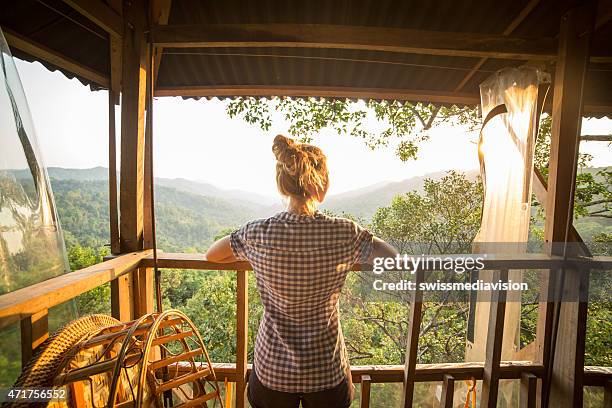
[51,179,263,252]
[321,170,480,219]
[10,166,109,181]
[35,167,276,209]
[17,167,608,250]
[155,177,278,207]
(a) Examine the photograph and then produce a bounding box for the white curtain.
[468,65,549,363]
[475,66,549,246]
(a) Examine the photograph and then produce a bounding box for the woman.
[206,135,397,408]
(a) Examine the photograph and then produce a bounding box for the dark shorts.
[247,368,354,408]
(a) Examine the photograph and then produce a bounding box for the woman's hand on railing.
[205,236,239,263]
[366,237,399,265]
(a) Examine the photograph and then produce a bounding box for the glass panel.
[0,27,76,386]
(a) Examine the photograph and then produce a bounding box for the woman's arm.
[205,236,238,263]
[366,236,398,264]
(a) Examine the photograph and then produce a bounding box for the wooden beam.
[132,251,611,272]
[480,269,509,408]
[580,134,612,141]
[544,7,595,245]
[132,268,154,317]
[185,361,545,384]
[454,0,541,91]
[360,374,371,408]
[155,85,612,115]
[155,85,481,105]
[594,0,612,31]
[61,0,123,38]
[111,273,133,321]
[0,251,149,330]
[119,0,149,253]
[532,167,589,249]
[604,380,612,408]
[151,23,559,61]
[520,372,537,408]
[143,50,154,250]
[4,29,109,87]
[108,0,123,101]
[108,91,120,254]
[401,269,424,407]
[152,0,173,85]
[20,309,48,366]
[440,375,455,408]
[235,270,248,408]
[544,4,596,408]
[583,366,612,387]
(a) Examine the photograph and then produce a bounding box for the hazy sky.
[14,58,612,197]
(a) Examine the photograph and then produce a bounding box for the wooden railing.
[0,251,610,407]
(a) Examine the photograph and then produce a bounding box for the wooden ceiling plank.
[60,0,123,38]
[152,0,173,85]
[454,0,541,92]
[4,29,109,87]
[151,23,559,61]
[154,85,481,105]
[154,85,612,114]
[594,0,612,31]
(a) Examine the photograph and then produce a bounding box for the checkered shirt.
[230,211,374,393]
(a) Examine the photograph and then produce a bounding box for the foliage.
[68,243,111,315]
[534,115,611,219]
[371,171,483,254]
[341,172,483,365]
[227,98,479,161]
[52,179,257,252]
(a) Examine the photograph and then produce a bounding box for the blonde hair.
[272,135,329,202]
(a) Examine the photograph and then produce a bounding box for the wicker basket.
[6,311,222,408]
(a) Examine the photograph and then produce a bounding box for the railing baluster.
[360,374,371,408]
[604,380,612,408]
[111,273,133,321]
[401,268,424,407]
[520,372,537,408]
[20,308,48,366]
[440,374,455,408]
[236,269,248,408]
[132,267,154,317]
[481,268,509,407]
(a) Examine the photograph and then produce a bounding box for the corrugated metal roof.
[1,0,110,90]
[1,0,611,115]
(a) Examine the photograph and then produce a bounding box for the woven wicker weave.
[6,314,120,408]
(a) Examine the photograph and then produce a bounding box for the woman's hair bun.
[272,134,329,201]
[272,134,300,174]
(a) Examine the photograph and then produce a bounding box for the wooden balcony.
[1,252,610,407]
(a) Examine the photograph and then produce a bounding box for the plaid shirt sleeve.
[351,222,374,264]
[229,224,249,261]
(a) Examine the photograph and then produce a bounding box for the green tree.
[227,98,479,161]
[533,115,611,219]
[340,172,482,365]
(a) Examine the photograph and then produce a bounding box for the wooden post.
[111,274,132,321]
[20,309,48,366]
[108,91,120,254]
[360,374,371,408]
[480,269,508,407]
[541,4,595,408]
[236,270,248,408]
[604,380,612,408]
[151,0,172,85]
[132,268,155,317]
[119,0,148,254]
[401,269,424,407]
[440,374,455,408]
[115,0,149,322]
[520,373,537,408]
